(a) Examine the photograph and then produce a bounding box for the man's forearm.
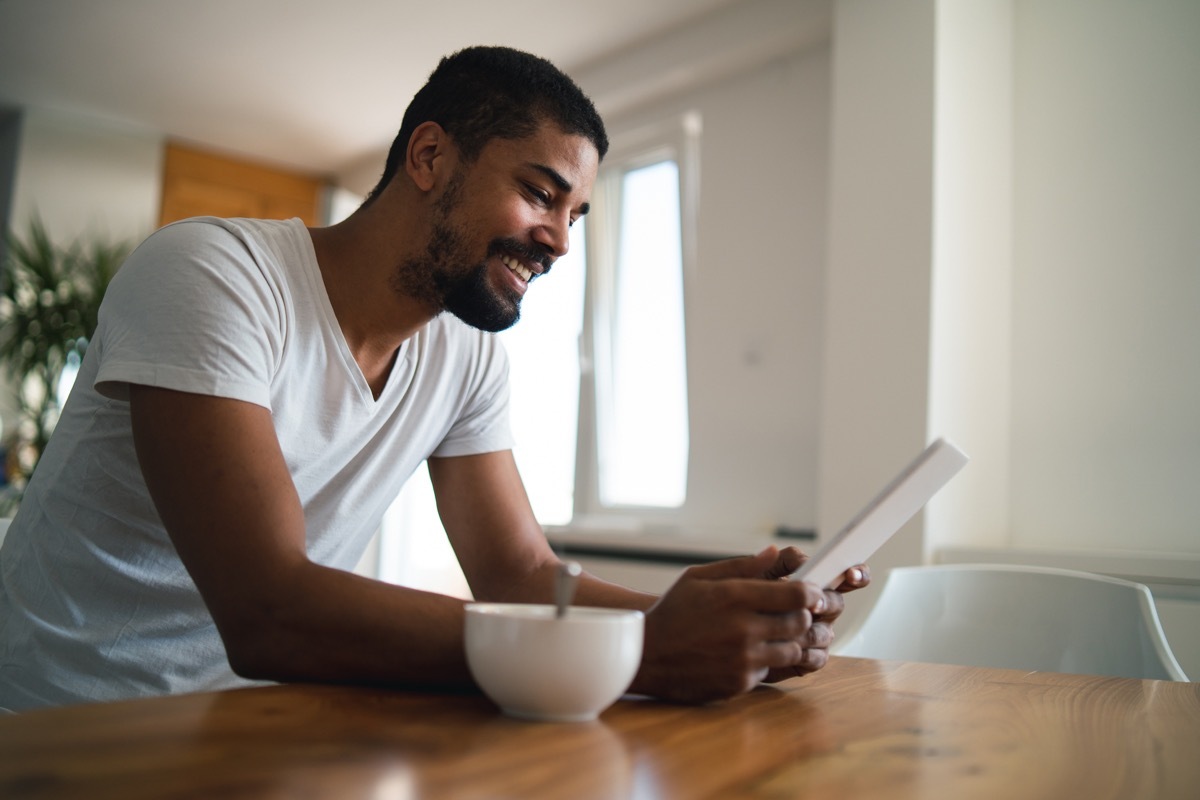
[573,571,659,612]
[218,560,475,690]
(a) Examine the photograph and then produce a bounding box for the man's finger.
[685,545,810,583]
[837,564,871,591]
[760,546,805,580]
[814,589,846,622]
[683,546,783,581]
[714,577,826,615]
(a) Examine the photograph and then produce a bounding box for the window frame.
[571,111,702,525]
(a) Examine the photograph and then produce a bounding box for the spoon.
[555,560,582,618]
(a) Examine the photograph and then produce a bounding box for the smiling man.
[0,47,867,711]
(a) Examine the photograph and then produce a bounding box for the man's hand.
[762,550,871,683]
[631,546,828,704]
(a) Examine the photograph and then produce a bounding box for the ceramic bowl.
[464,603,644,722]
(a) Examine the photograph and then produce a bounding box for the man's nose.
[534,211,571,259]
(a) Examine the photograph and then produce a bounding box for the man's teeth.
[501,255,533,282]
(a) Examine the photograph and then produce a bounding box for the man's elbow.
[221,624,285,681]
[224,637,277,681]
[213,605,302,682]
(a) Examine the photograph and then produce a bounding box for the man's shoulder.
[101,216,311,347]
[150,216,303,248]
[127,217,312,295]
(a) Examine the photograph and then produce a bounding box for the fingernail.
[815,595,826,613]
[851,568,863,583]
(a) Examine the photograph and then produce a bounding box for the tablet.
[792,438,968,589]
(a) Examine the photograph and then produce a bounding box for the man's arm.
[133,387,862,701]
[428,449,658,609]
[427,450,566,605]
[129,385,474,688]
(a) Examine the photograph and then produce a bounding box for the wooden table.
[1,656,1197,799]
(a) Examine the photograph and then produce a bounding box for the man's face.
[395,122,599,332]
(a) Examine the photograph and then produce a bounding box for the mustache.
[487,237,554,276]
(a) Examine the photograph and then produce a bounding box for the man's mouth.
[500,254,534,283]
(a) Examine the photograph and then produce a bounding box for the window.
[584,158,690,510]
[513,112,698,523]
[574,112,698,520]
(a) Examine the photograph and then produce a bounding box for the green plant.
[0,216,131,497]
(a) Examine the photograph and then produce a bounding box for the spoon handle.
[555,560,582,618]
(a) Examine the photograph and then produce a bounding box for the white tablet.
[792,438,968,589]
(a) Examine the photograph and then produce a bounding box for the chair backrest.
[833,563,1189,681]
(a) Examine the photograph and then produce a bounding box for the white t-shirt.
[0,217,513,710]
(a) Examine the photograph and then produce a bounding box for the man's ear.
[405,121,450,193]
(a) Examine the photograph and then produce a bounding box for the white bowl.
[464,603,644,722]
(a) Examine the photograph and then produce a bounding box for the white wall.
[819,0,1200,567]
[926,0,1014,554]
[590,48,832,538]
[1009,0,1200,554]
[574,0,1200,653]
[560,0,1198,674]
[821,0,1199,649]
[10,108,161,242]
[815,0,936,628]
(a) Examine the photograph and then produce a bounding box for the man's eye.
[526,184,551,206]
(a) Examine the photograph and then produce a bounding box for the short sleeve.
[430,329,515,457]
[93,219,284,408]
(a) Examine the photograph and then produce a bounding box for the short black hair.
[366,46,608,203]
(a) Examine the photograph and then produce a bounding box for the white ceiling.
[0,0,749,177]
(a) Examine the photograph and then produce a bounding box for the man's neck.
[307,198,439,390]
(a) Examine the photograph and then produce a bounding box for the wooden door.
[159,142,328,227]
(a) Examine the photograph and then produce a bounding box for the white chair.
[833,563,1189,681]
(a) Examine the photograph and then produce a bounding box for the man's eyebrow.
[530,163,591,216]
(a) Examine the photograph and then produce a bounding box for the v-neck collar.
[296,223,415,408]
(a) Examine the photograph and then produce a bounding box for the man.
[0,46,867,711]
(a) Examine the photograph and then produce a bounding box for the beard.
[391,171,542,333]
[435,228,526,333]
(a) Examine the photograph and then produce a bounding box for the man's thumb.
[685,546,782,581]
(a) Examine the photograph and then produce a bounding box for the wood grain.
[1,657,1196,799]
[159,142,328,228]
